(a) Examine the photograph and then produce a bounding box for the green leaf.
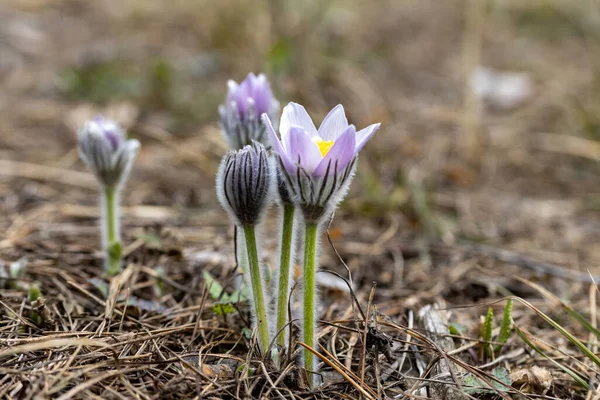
[463,366,511,394]
[28,282,43,326]
[28,284,42,302]
[202,271,226,301]
[520,279,600,339]
[202,271,249,316]
[513,297,600,369]
[242,327,252,339]
[495,298,513,354]
[448,322,467,336]
[482,307,494,358]
[492,366,512,387]
[212,303,236,316]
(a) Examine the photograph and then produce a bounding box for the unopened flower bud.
[216,142,272,226]
[78,116,140,188]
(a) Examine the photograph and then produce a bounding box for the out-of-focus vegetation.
[2,0,600,397]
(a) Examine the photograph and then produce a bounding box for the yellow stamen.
[313,137,335,157]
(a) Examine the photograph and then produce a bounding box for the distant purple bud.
[216,142,273,226]
[78,116,141,188]
[219,73,280,149]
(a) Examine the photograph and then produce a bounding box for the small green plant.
[496,298,513,353]
[479,299,513,360]
[28,283,43,326]
[77,116,140,276]
[481,307,494,359]
[60,62,141,104]
[463,366,512,395]
[202,270,248,316]
[512,295,600,391]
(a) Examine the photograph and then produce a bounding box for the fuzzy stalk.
[235,226,248,288]
[302,222,319,387]
[275,203,295,348]
[242,224,271,354]
[102,186,122,276]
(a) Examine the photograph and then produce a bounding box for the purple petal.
[317,104,348,141]
[104,130,120,151]
[280,102,317,138]
[263,114,294,173]
[226,74,276,119]
[355,123,381,153]
[248,73,274,115]
[284,126,323,174]
[313,125,357,177]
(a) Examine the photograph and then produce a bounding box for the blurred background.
[1,0,599,303]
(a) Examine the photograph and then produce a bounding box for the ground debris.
[510,366,553,395]
[418,303,463,400]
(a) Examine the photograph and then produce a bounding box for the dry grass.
[1,0,600,398]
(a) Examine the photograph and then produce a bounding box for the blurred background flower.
[78,116,140,188]
[219,72,280,149]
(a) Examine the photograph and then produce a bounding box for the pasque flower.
[216,142,273,354]
[219,73,280,150]
[263,102,380,387]
[78,116,140,276]
[78,116,140,189]
[263,102,380,222]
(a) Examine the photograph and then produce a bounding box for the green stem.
[242,224,271,354]
[303,222,319,387]
[276,203,295,348]
[103,186,122,276]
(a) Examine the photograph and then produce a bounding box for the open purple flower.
[219,73,280,150]
[263,102,380,222]
[78,116,140,188]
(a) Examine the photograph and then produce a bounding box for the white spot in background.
[470,66,533,110]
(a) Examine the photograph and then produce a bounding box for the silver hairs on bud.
[216,141,273,227]
[77,117,140,189]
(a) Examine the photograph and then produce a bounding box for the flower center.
[313,137,335,157]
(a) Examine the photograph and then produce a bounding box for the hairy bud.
[78,116,140,188]
[216,142,273,226]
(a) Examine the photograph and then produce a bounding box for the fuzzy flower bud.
[78,116,141,188]
[219,73,280,149]
[216,142,272,226]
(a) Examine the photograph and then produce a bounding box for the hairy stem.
[303,222,319,387]
[276,203,295,348]
[242,224,271,354]
[103,186,122,276]
[235,226,248,289]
